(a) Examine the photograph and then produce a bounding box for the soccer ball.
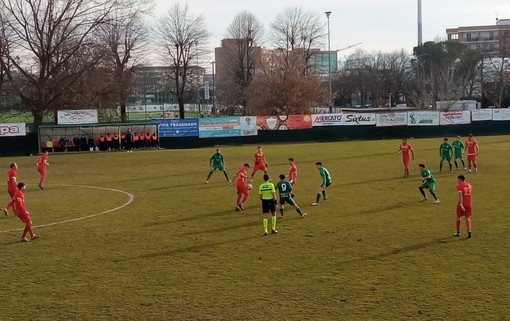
[247,184,253,190]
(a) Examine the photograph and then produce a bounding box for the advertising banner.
[199,117,241,138]
[471,109,493,121]
[376,112,408,127]
[312,114,344,126]
[439,111,471,125]
[155,118,199,137]
[407,111,440,126]
[57,109,98,124]
[342,113,376,126]
[0,123,26,137]
[239,116,258,136]
[256,115,312,130]
[492,108,510,121]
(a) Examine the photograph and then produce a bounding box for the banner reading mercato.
[199,117,240,138]
[57,109,98,125]
[408,111,440,126]
[471,109,493,121]
[492,108,510,121]
[257,115,312,130]
[342,113,376,126]
[0,123,26,137]
[376,112,407,127]
[155,118,198,137]
[312,114,344,126]
[439,111,471,125]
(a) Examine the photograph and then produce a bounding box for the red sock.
[466,218,472,231]
[236,194,242,205]
[242,193,249,204]
[39,176,45,185]
[5,200,13,210]
[456,219,461,232]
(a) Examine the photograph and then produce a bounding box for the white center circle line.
[0,184,134,234]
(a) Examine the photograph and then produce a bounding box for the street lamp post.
[325,11,332,113]
[211,61,216,115]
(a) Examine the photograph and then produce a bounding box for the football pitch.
[1,136,509,321]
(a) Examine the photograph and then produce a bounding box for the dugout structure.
[38,122,158,153]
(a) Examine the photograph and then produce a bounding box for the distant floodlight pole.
[325,11,332,113]
[418,0,423,46]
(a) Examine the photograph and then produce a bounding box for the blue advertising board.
[153,118,199,137]
[199,117,241,138]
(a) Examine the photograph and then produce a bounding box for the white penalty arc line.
[0,184,134,234]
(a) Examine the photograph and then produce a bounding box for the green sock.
[440,162,443,171]
[449,163,452,171]
[419,187,426,198]
[223,171,229,181]
[296,208,302,215]
[271,216,277,231]
[263,219,268,233]
[206,171,213,181]
[279,208,284,216]
[316,193,321,203]
[430,190,438,200]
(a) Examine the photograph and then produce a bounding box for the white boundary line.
[0,184,134,234]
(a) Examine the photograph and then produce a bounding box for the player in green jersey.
[205,149,229,183]
[452,136,466,170]
[439,138,453,173]
[259,174,278,236]
[312,161,332,206]
[275,174,306,219]
[418,163,439,204]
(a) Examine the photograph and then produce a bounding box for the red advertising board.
[256,115,312,130]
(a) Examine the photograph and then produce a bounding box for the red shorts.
[467,155,477,162]
[402,157,410,165]
[456,205,472,217]
[253,163,266,172]
[289,179,296,185]
[15,211,31,224]
[38,167,46,175]
[237,184,248,195]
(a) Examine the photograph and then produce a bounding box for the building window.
[451,33,459,40]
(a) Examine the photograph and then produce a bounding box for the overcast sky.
[154,0,510,62]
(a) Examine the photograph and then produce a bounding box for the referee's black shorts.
[262,199,276,214]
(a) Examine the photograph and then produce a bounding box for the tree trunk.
[32,109,45,124]
[178,96,185,119]
[120,105,127,122]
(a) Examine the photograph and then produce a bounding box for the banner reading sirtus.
[256,115,312,130]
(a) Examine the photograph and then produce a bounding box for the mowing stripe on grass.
[0,184,134,234]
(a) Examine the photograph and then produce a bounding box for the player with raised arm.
[3,163,18,216]
[275,174,306,219]
[12,182,39,242]
[36,151,50,189]
[312,162,332,206]
[418,163,440,204]
[205,149,230,183]
[464,134,479,173]
[452,136,466,170]
[288,158,297,185]
[250,146,268,181]
[439,138,453,173]
[454,175,473,238]
[232,164,250,211]
[259,174,278,236]
[398,138,414,177]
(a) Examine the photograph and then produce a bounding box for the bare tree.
[269,7,326,70]
[156,3,209,119]
[217,11,263,115]
[1,0,117,124]
[96,0,153,122]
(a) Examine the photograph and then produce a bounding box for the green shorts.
[454,153,463,159]
[279,197,295,206]
[440,156,451,161]
[421,182,436,191]
[212,164,224,171]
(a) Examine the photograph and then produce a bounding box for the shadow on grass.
[175,221,255,237]
[115,235,258,262]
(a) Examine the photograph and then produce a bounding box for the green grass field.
[1,136,509,321]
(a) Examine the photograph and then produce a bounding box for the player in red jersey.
[464,134,479,173]
[250,146,268,181]
[233,163,250,211]
[12,182,39,242]
[288,158,297,185]
[36,151,50,189]
[454,175,472,238]
[3,163,18,216]
[397,138,415,177]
